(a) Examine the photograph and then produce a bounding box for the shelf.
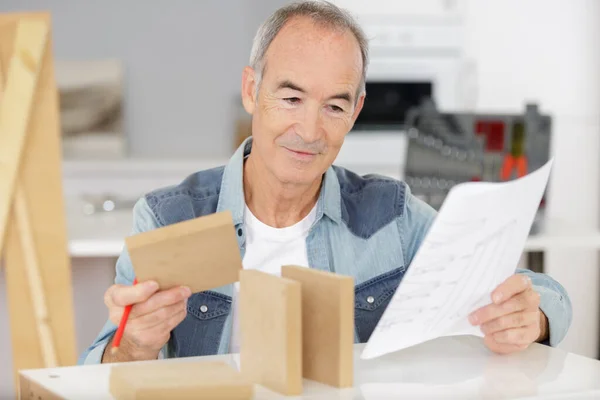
[66,208,600,258]
[524,234,600,252]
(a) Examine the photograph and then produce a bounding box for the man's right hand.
[101,280,192,363]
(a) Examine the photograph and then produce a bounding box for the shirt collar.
[216,136,342,226]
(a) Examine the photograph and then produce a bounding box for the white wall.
[463,0,600,357]
[0,0,289,159]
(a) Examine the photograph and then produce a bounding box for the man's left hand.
[469,274,549,354]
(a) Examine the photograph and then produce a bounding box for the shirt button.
[367,296,375,304]
[200,305,208,313]
[237,228,243,237]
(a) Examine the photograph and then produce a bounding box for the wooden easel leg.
[0,18,47,253]
[14,185,58,368]
[0,15,58,368]
[0,13,77,389]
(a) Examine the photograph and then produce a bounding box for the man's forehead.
[267,17,361,62]
[261,18,363,93]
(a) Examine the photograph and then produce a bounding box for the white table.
[18,336,600,399]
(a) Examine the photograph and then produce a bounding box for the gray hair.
[249,0,369,101]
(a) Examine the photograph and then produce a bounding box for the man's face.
[241,17,365,186]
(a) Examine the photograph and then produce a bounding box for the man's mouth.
[284,147,317,156]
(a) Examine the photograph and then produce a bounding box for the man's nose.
[298,105,323,143]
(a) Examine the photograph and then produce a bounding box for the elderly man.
[80,1,571,365]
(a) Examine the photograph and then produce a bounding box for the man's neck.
[243,153,321,228]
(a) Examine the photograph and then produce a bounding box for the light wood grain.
[14,185,58,368]
[126,210,242,293]
[281,266,355,388]
[0,17,47,255]
[0,37,4,97]
[109,361,253,400]
[240,270,303,396]
[1,13,77,388]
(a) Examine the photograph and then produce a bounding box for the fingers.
[132,300,188,330]
[105,281,159,308]
[473,274,543,355]
[166,305,188,330]
[491,274,531,304]
[481,311,539,335]
[480,309,542,355]
[130,286,192,318]
[492,326,540,345]
[484,335,529,355]
[124,301,188,350]
[470,289,540,325]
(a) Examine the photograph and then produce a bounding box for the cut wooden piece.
[240,270,302,396]
[0,17,48,255]
[125,210,242,293]
[281,266,354,388]
[109,361,253,400]
[2,13,77,388]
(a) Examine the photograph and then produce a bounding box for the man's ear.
[241,66,257,114]
[349,92,366,127]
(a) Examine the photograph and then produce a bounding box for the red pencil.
[111,277,138,354]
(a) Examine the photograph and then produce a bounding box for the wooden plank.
[14,185,58,368]
[239,270,302,396]
[125,211,242,293]
[0,16,48,255]
[109,361,253,400]
[0,36,4,96]
[1,13,77,386]
[281,266,355,388]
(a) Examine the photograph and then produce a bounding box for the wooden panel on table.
[239,270,302,396]
[281,266,354,388]
[109,361,254,400]
[125,210,242,293]
[0,13,77,388]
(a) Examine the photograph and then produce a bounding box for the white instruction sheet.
[361,159,553,360]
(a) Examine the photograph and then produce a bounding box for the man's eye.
[284,97,301,104]
[329,105,344,113]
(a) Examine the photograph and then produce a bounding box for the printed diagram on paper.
[376,218,518,333]
[362,160,553,360]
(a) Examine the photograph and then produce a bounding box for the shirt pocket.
[170,291,231,357]
[354,267,405,342]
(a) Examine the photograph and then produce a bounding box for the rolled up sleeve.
[79,336,111,365]
[517,268,573,346]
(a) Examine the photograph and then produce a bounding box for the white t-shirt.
[228,203,317,353]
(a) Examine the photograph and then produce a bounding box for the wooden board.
[0,16,47,255]
[125,210,242,293]
[281,266,354,388]
[1,12,77,382]
[239,270,302,396]
[109,361,253,400]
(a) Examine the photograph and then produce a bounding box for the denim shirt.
[79,137,572,364]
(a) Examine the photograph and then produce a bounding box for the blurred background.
[0,0,599,396]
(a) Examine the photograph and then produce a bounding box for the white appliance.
[333,0,477,179]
